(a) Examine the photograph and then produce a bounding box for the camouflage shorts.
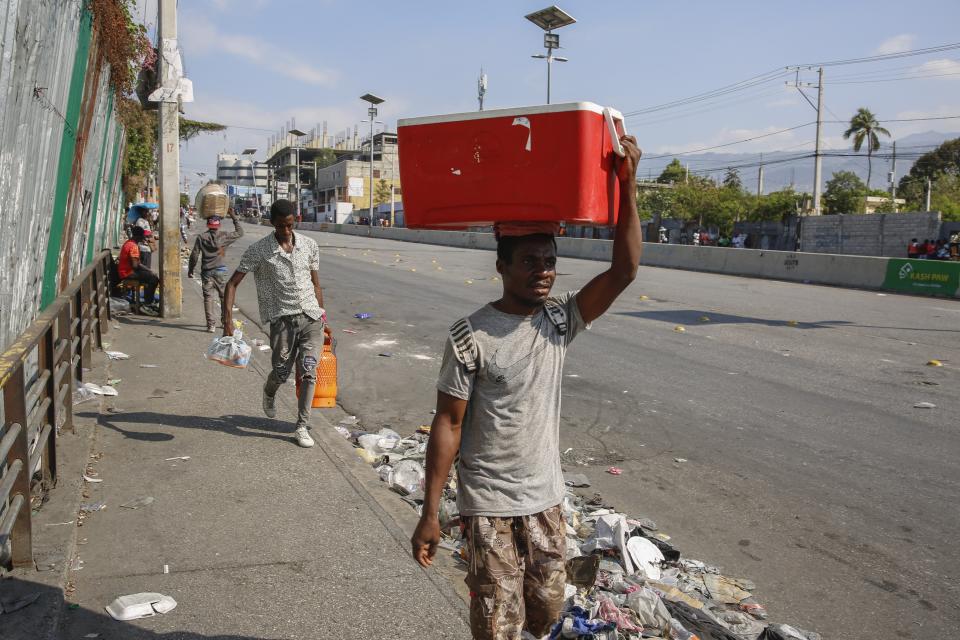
[462,504,567,640]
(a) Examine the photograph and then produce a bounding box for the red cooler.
[398,102,626,229]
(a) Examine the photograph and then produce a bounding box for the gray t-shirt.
[437,291,589,517]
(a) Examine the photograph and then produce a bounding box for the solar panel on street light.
[360,93,385,105]
[524,5,576,31]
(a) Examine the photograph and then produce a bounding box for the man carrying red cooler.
[412,135,643,639]
[221,199,325,449]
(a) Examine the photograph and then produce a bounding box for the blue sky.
[135,0,960,195]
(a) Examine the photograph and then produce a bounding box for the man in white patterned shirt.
[223,199,326,448]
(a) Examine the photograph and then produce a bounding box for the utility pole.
[925,177,932,211]
[158,0,181,317]
[757,165,764,198]
[787,66,824,215]
[813,67,823,216]
[889,141,897,212]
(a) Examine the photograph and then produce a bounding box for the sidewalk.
[31,280,469,639]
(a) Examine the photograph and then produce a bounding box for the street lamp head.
[531,54,547,59]
[554,56,569,62]
[360,93,385,105]
[525,5,576,31]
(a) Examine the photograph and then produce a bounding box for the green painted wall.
[40,7,92,308]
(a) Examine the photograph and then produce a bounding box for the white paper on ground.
[105,593,177,621]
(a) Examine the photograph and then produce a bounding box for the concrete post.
[158,0,181,317]
[812,67,824,216]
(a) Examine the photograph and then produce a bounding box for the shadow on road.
[118,317,212,333]
[616,309,960,333]
[74,411,294,443]
[0,576,278,639]
[615,309,847,329]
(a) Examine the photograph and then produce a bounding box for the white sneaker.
[262,389,276,418]
[294,427,314,448]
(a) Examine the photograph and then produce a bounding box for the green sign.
[883,259,960,296]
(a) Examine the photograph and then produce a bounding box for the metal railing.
[0,250,112,569]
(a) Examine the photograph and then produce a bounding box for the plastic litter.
[105,351,130,360]
[673,325,686,333]
[165,456,190,461]
[80,501,106,513]
[341,418,814,639]
[105,592,177,621]
[139,364,160,368]
[563,472,591,488]
[913,401,936,409]
[82,475,102,483]
[354,313,372,320]
[205,335,252,369]
[926,359,943,367]
[674,457,688,463]
[109,297,131,314]
[625,536,665,580]
[606,466,623,475]
[72,386,97,406]
[120,496,154,510]
[342,328,359,334]
[388,459,425,495]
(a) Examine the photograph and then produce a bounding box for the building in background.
[216,154,269,188]
[264,126,401,224]
[314,132,400,224]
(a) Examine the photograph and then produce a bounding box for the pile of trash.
[337,418,819,640]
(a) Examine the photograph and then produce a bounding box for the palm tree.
[842,108,891,189]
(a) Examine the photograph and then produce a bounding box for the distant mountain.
[637,130,959,194]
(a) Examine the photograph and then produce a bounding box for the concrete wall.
[799,212,941,257]
[290,222,959,298]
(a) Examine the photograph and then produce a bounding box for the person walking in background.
[222,200,326,449]
[188,209,244,332]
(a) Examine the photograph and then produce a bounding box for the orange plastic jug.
[296,328,337,408]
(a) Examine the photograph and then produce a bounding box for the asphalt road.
[220,223,960,640]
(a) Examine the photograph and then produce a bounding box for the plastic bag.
[205,335,252,369]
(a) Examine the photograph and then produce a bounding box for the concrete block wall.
[800,212,941,257]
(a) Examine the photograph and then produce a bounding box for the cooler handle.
[604,107,627,158]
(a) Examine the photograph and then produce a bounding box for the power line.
[795,41,960,67]
[623,42,960,120]
[823,114,960,123]
[623,69,791,118]
[826,71,960,85]
[641,123,814,160]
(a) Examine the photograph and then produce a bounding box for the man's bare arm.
[574,136,643,324]
[310,270,324,308]
[411,391,467,568]
[221,270,247,335]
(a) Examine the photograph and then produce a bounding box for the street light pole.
[526,6,575,104]
[360,94,385,226]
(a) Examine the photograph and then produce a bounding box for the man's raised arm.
[574,135,643,324]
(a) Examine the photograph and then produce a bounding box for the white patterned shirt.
[237,232,323,324]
